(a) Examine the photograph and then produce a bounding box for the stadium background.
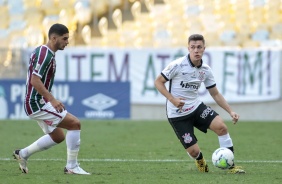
[0,0,281,121]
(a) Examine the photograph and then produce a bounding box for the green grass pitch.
[0,120,282,184]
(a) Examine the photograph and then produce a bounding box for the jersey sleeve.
[161,62,180,81]
[32,46,51,78]
[204,66,216,89]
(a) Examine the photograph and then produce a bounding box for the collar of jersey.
[187,54,202,68]
[43,45,55,56]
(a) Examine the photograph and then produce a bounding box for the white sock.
[20,134,57,159]
[66,130,81,169]
[218,133,233,148]
[187,151,200,159]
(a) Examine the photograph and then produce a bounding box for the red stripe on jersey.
[46,58,54,86]
[25,51,37,115]
[37,46,48,67]
[42,109,63,118]
[43,57,55,102]
[24,99,32,115]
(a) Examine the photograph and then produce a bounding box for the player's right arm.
[30,74,65,112]
[154,74,185,109]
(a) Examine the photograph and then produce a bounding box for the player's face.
[188,40,205,62]
[55,33,69,50]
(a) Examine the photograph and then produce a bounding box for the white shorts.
[29,102,68,134]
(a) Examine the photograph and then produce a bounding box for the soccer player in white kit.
[154,34,245,174]
[13,23,90,175]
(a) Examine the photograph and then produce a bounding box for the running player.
[154,34,245,174]
[13,23,90,175]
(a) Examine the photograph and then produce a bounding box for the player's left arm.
[208,86,239,124]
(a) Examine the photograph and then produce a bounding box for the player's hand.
[50,99,65,113]
[230,112,239,124]
[171,97,185,111]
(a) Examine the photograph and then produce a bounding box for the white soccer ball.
[212,148,234,169]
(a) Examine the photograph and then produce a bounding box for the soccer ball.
[212,148,234,169]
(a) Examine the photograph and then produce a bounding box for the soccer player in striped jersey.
[13,23,90,175]
[154,34,245,174]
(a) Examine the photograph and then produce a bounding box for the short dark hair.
[188,34,205,45]
[48,23,69,38]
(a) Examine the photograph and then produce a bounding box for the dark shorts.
[168,103,218,149]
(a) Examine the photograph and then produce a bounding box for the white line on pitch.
[1,158,282,163]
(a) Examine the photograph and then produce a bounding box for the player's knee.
[217,124,228,136]
[70,118,81,130]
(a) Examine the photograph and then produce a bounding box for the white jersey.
[161,55,216,118]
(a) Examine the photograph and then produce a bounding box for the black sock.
[227,146,234,153]
[196,152,203,160]
[227,147,235,167]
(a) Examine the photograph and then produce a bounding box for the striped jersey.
[24,45,56,115]
[161,54,216,118]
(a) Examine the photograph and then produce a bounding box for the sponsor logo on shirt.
[176,105,194,113]
[180,81,199,89]
[35,63,41,71]
[191,71,196,78]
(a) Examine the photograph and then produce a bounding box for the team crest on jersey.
[182,133,192,143]
[198,71,205,80]
[39,99,45,104]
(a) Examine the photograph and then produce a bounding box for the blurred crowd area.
[0,0,282,49]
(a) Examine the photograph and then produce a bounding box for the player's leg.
[13,127,64,173]
[57,113,90,175]
[191,103,223,173]
[19,127,64,158]
[186,143,209,172]
[209,116,245,173]
[168,115,208,172]
[57,113,81,169]
[209,116,234,152]
[13,129,63,173]
[13,104,67,174]
[18,104,67,157]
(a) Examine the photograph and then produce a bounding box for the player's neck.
[46,42,57,53]
[191,60,201,67]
